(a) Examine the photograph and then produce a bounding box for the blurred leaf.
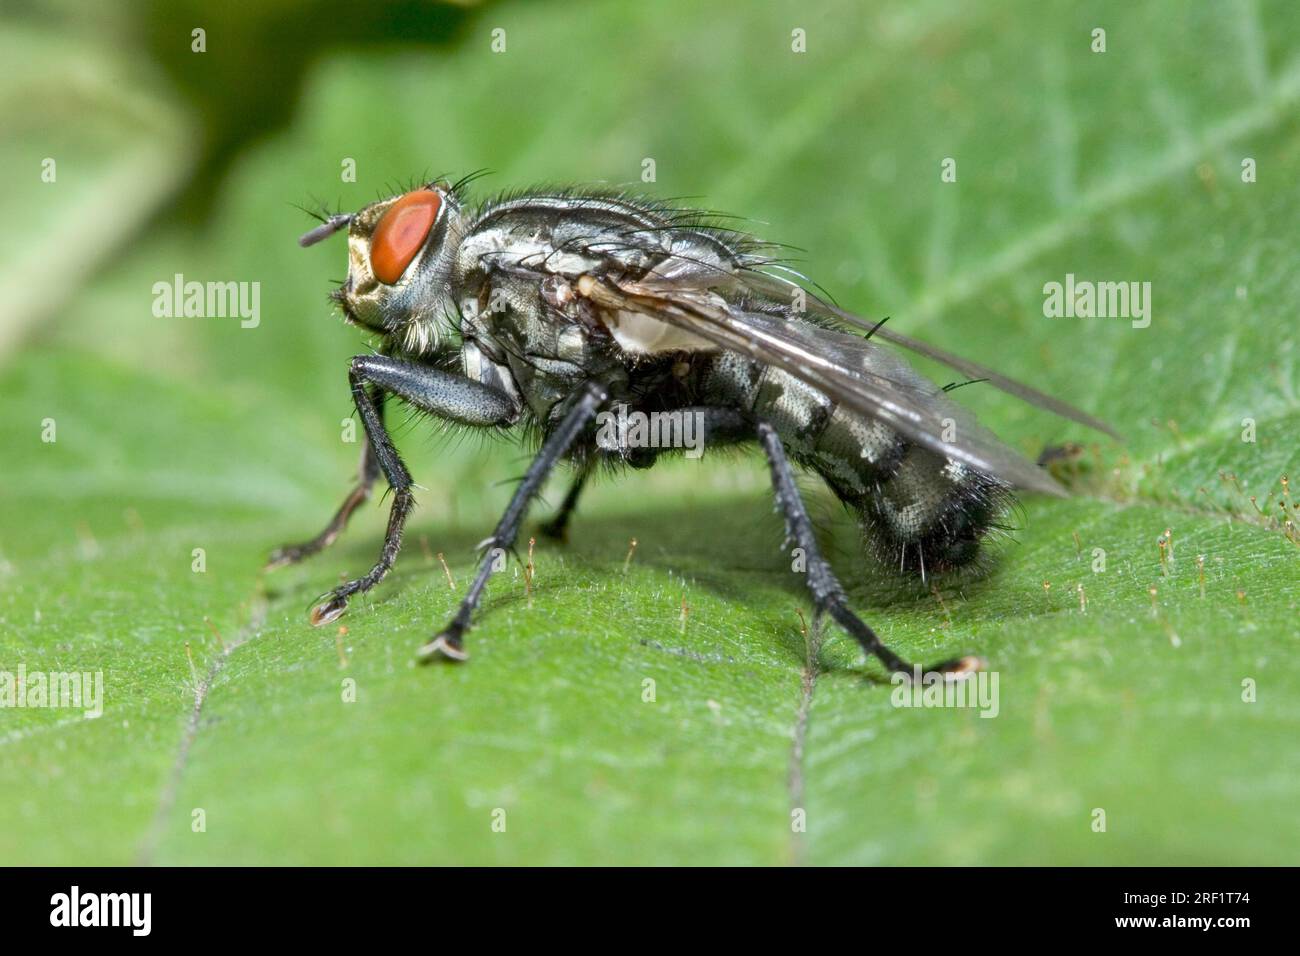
[0,18,194,358]
[1,0,1297,864]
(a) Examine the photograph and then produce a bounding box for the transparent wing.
[577,273,1067,496]
[736,270,1122,440]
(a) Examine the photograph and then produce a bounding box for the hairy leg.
[537,461,593,542]
[308,355,519,626]
[538,404,754,540]
[420,381,608,661]
[267,387,384,569]
[756,421,980,680]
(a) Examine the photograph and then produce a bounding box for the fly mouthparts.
[298,214,353,248]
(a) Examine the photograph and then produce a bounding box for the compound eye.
[369,189,441,284]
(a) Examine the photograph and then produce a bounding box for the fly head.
[300,182,466,353]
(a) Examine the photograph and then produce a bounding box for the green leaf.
[1,0,1297,865]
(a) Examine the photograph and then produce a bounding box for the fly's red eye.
[370,190,442,284]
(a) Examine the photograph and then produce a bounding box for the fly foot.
[913,655,985,681]
[309,592,349,627]
[417,627,469,663]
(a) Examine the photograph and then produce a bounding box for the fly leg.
[537,461,593,542]
[420,381,608,662]
[267,387,384,569]
[756,421,982,680]
[537,405,753,541]
[308,355,520,627]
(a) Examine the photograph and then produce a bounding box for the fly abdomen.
[700,349,1010,578]
[852,445,1011,576]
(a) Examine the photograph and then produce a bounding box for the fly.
[268,178,1119,679]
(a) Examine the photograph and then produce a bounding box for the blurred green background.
[1,0,1297,865]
